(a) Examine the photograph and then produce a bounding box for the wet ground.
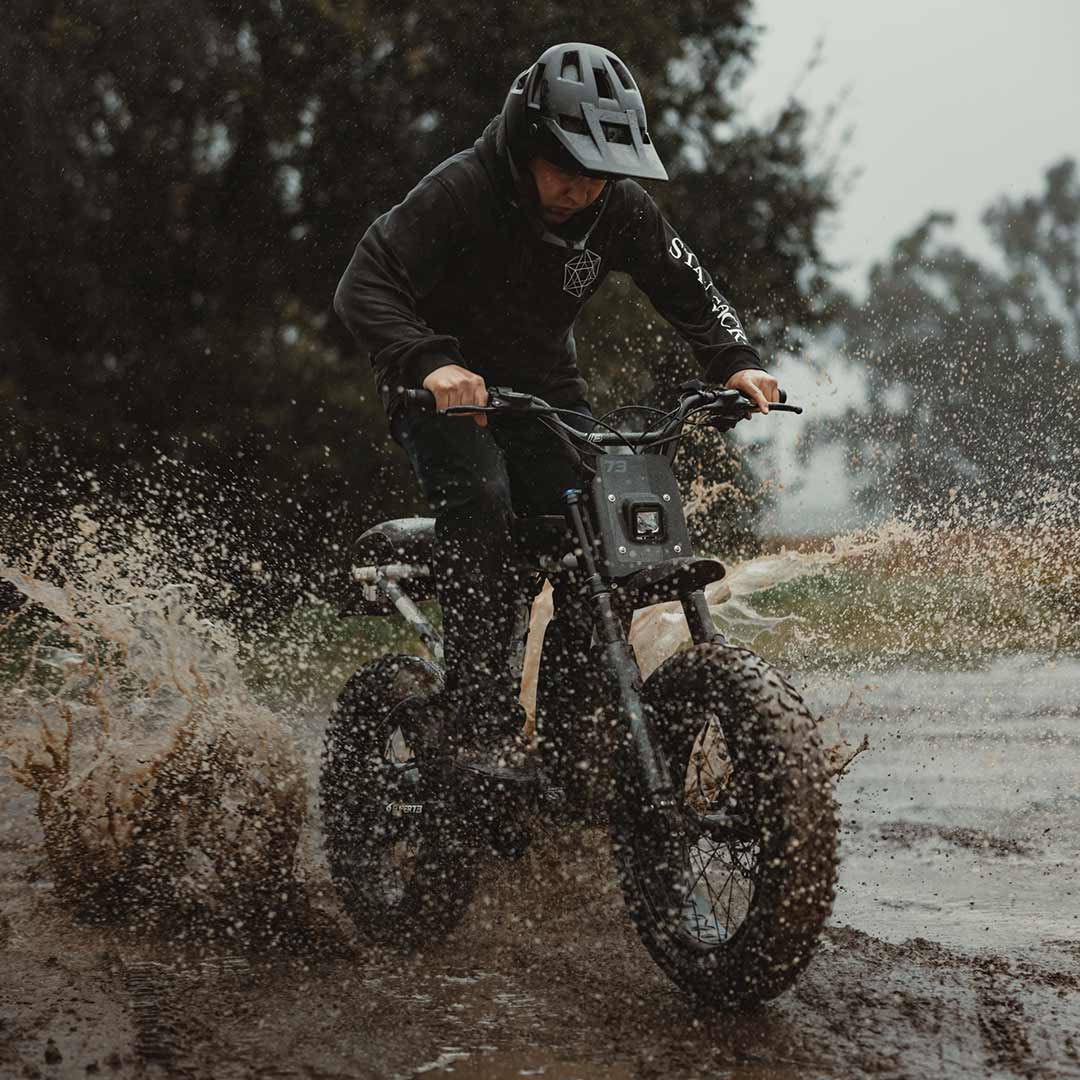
[2,654,1079,1079]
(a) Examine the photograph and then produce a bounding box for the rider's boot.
[387,691,452,769]
[390,681,532,857]
[443,673,529,766]
[450,686,533,857]
[390,680,532,775]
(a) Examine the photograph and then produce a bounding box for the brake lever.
[705,400,753,432]
[441,404,499,416]
[441,388,552,418]
[704,390,802,431]
[487,386,541,411]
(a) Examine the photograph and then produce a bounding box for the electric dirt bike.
[319,382,838,1007]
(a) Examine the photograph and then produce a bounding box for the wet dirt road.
[2,654,1079,1080]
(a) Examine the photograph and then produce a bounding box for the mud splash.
[2,478,1077,944]
[3,474,1080,1077]
[0,509,307,941]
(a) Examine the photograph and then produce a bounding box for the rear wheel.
[612,642,838,1007]
[319,654,476,948]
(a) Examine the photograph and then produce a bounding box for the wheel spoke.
[374,725,425,906]
[671,717,761,946]
[677,836,749,944]
[700,861,731,935]
[709,865,739,935]
[679,844,715,908]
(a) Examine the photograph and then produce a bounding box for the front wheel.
[612,643,838,1007]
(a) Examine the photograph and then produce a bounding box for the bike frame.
[346,383,795,807]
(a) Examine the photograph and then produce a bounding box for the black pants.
[391,402,592,703]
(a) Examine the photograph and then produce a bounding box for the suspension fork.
[682,589,726,645]
[563,491,676,805]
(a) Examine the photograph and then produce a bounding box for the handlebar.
[398,382,802,452]
[402,386,797,414]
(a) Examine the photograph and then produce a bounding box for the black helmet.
[502,43,668,183]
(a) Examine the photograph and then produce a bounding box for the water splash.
[626,519,918,678]
[0,509,307,941]
[3,475,1076,937]
[634,515,1077,675]
[520,513,1076,773]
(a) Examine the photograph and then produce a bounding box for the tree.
[1,0,840,603]
[808,161,1080,521]
[984,158,1080,356]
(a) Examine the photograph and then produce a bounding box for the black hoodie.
[334,116,764,414]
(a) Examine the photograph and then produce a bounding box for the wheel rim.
[657,717,763,949]
[678,832,759,945]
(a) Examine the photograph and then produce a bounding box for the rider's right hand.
[422,364,489,427]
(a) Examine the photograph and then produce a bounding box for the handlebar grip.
[402,388,436,410]
[778,388,787,405]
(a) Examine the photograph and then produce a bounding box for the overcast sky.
[735,1,1080,532]
[743,0,1080,294]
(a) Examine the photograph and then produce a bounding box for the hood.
[474,114,612,251]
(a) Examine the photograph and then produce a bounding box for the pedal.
[448,764,534,858]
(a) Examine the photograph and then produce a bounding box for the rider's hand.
[725,369,780,415]
[422,364,489,427]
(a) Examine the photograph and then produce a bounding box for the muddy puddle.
[806,656,1080,951]
[2,509,1080,1078]
[4,651,1078,1079]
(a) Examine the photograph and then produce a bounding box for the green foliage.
[1,0,838,603]
[749,562,1080,671]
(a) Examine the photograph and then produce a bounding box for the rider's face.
[527,158,607,225]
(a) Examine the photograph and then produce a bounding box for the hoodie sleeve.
[333,175,467,390]
[610,181,764,386]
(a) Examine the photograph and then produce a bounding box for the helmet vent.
[559,114,588,135]
[601,122,632,146]
[529,62,548,107]
[607,56,635,91]
[560,51,583,82]
[593,67,615,100]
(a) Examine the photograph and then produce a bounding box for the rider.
[334,42,779,765]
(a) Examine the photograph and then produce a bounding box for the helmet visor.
[538,108,668,182]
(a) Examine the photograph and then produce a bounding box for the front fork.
[563,491,687,808]
[682,589,725,647]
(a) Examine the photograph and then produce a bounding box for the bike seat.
[349,516,572,567]
[341,515,574,616]
[353,516,436,564]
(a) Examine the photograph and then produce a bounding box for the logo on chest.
[563,248,601,298]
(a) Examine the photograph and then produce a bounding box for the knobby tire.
[612,642,839,1007]
[319,654,476,949]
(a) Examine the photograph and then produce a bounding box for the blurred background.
[2,0,1078,619]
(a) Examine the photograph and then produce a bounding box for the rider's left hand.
[725,369,780,415]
